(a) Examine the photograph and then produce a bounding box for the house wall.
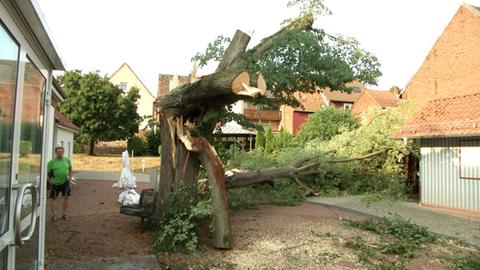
[420,137,480,212]
[53,126,74,160]
[292,111,311,135]
[402,5,480,109]
[109,65,156,129]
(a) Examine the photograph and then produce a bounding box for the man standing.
[47,146,72,220]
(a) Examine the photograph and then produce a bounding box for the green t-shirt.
[47,158,71,185]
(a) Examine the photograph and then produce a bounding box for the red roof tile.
[322,89,361,103]
[365,89,399,108]
[294,92,326,112]
[393,92,480,138]
[55,110,79,132]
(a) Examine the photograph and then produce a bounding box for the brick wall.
[402,5,480,108]
[351,92,378,116]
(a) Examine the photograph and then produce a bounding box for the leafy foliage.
[449,252,480,270]
[19,140,32,157]
[145,117,161,156]
[296,106,358,143]
[287,0,331,17]
[154,184,213,253]
[127,136,147,156]
[191,35,231,68]
[245,29,381,107]
[344,214,437,258]
[57,70,141,154]
[228,180,305,209]
[190,0,382,133]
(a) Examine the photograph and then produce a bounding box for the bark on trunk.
[174,142,199,186]
[216,30,251,72]
[193,137,232,249]
[157,69,261,116]
[156,114,176,216]
[89,139,95,156]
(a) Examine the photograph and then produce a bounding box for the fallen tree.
[224,150,385,189]
[155,1,381,250]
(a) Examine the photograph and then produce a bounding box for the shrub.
[145,130,161,156]
[20,140,32,157]
[154,184,213,253]
[296,106,358,143]
[343,214,437,258]
[256,130,266,149]
[127,136,147,156]
[228,180,305,209]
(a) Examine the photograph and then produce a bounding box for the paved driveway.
[307,196,480,247]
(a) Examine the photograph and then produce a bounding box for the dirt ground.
[45,180,475,270]
[45,180,153,261]
[72,154,159,172]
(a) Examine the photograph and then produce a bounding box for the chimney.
[158,74,172,97]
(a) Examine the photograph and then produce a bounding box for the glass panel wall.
[16,57,45,270]
[0,21,19,238]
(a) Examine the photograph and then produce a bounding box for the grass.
[448,251,480,270]
[72,153,159,172]
[342,214,442,268]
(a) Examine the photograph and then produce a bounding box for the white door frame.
[0,1,53,269]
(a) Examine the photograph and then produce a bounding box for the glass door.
[14,56,45,270]
[0,14,47,269]
[0,19,21,270]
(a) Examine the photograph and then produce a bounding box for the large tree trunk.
[193,137,232,249]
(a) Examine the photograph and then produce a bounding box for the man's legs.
[50,187,59,220]
[62,196,68,219]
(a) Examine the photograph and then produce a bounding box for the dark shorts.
[49,182,71,199]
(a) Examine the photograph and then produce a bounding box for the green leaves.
[154,184,213,253]
[57,70,142,149]
[296,106,358,143]
[191,35,231,68]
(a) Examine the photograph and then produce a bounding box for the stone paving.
[306,195,480,247]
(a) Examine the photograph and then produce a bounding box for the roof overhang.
[11,0,65,70]
[55,123,79,134]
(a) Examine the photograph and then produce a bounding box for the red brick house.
[351,89,399,116]
[400,4,480,108]
[280,83,364,135]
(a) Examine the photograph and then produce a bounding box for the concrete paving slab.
[46,255,161,270]
[307,195,480,247]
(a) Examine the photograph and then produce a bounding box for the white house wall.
[54,126,74,160]
[421,137,480,212]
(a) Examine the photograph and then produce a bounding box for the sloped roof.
[55,110,79,132]
[322,89,361,103]
[213,121,255,135]
[393,92,480,138]
[294,92,326,112]
[110,63,155,99]
[365,89,399,108]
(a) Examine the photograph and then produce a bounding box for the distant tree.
[296,106,358,143]
[57,70,141,155]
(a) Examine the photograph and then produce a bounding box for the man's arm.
[47,161,53,185]
[68,159,73,180]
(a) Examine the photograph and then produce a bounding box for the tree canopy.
[296,106,358,143]
[189,1,382,134]
[57,70,141,155]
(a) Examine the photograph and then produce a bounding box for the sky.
[36,0,480,96]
